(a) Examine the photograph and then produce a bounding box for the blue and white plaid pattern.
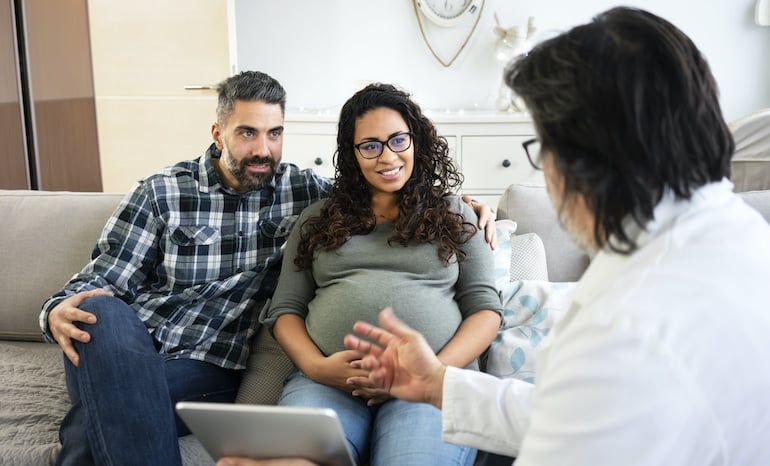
[41,144,332,369]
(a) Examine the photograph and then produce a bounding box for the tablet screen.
[176,401,356,466]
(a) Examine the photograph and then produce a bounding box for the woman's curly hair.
[294,83,476,269]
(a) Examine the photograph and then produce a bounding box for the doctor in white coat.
[343,6,770,466]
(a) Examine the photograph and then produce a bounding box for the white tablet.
[176,401,356,466]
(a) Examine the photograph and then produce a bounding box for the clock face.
[423,0,473,20]
[416,0,478,27]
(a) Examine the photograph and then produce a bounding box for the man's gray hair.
[216,71,286,124]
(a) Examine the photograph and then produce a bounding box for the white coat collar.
[562,178,734,319]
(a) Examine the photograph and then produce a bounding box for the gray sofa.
[0,191,214,465]
[1,184,768,465]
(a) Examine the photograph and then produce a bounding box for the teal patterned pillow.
[486,280,576,383]
[493,220,518,288]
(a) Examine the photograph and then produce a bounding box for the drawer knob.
[314,157,324,166]
[502,159,512,168]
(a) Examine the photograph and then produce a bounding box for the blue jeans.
[278,370,476,466]
[56,295,242,466]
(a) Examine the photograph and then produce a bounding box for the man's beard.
[221,145,277,191]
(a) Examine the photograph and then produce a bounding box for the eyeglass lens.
[357,133,412,159]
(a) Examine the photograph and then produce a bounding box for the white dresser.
[283,110,544,207]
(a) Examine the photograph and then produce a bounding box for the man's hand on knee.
[49,289,111,366]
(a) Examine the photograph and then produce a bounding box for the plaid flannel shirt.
[40,144,332,369]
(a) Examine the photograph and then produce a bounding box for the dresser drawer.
[282,134,337,179]
[460,135,544,192]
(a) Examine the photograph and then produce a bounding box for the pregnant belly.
[305,280,462,356]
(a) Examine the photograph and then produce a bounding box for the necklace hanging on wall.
[412,0,486,67]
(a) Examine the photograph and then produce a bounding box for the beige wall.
[88,0,231,192]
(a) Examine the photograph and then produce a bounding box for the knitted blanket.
[0,343,67,466]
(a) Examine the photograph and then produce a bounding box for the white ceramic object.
[757,0,770,26]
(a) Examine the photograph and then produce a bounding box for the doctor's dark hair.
[294,82,473,269]
[216,71,286,125]
[506,7,733,254]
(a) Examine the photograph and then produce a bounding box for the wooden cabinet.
[432,112,543,206]
[1,0,101,191]
[87,0,231,193]
[284,111,543,207]
[0,0,28,189]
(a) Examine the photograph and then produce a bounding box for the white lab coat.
[442,180,770,465]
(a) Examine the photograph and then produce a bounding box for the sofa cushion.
[492,220,517,288]
[496,183,770,281]
[235,324,294,405]
[0,342,67,465]
[494,220,548,284]
[0,190,123,341]
[508,233,548,281]
[740,188,770,221]
[731,161,770,193]
[496,184,590,282]
[485,280,576,383]
[0,342,215,466]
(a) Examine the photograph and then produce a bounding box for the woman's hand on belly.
[275,314,370,394]
[307,349,371,394]
[347,359,393,405]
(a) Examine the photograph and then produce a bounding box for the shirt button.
[236,268,243,274]
[238,231,244,237]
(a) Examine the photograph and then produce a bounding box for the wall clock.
[413,0,485,67]
[415,0,481,27]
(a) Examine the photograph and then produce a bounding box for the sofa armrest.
[0,190,124,341]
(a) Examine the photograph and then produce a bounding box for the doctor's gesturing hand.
[343,307,447,410]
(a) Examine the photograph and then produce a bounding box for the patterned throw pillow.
[509,233,548,281]
[493,220,549,286]
[493,220,518,288]
[485,280,576,383]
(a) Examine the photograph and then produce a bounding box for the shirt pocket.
[170,225,221,246]
[166,225,223,286]
[259,214,299,239]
